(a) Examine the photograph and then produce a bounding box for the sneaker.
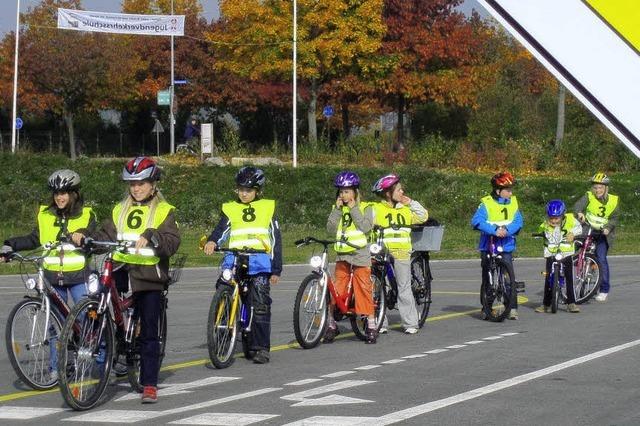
[567,303,580,313]
[378,327,388,334]
[508,309,518,320]
[141,386,158,404]
[404,327,419,335]
[365,328,377,344]
[253,350,270,364]
[595,292,608,302]
[323,326,340,343]
[113,361,128,377]
[534,305,551,313]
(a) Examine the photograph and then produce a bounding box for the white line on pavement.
[284,378,324,386]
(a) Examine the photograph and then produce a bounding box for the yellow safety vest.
[585,191,618,230]
[334,204,369,254]
[372,202,412,250]
[222,199,275,251]
[481,195,519,227]
[38,206,93,272]
[112,200,174,265]
[539,213,577,255]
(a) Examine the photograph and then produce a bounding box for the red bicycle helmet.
[122,157,160,181]
[491,171,515,189]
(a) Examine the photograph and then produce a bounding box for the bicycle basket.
[168,253,187,285]
[411,226,444,252]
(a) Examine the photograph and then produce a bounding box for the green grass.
[0,153,638,276]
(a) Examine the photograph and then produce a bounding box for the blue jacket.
[208,204,283,276]
[471,196,523,253]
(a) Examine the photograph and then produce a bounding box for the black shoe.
[323,326,339,343]
[253,350,270,364]
[365,328,377,344]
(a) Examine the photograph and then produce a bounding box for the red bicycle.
[567,225,602,304]
[292,237,385,349]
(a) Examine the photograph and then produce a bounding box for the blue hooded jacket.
[471,195,523,253]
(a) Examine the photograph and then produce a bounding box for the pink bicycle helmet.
[122,157,161,181]
[372,174,400,194]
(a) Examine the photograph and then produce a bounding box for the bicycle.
[57,240,181,410]
[3,242,95,390]
[206,246,267,369]
[533,231,571,313]
[569,224,602,304]
[479,236,516,322]
[370,225,432,329]
[292,237,385,349]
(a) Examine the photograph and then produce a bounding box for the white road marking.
[168,412,279,425]
[464,340,485,345]
[500,332,520,336]
[423,348,449,354]
[402,354,427,359]
[282,416,378,425]
[284,378,324,386]
[115,376,240,401]
[0,406,66,420]
[321,371,355,378]
[354,365,382,370]
[445,344,467,349]
[281,380,375,403]
[381,359,405,364]
[292,394,373,407]
[482,335,504,340]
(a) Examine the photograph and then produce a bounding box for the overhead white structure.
[479,0,640,158]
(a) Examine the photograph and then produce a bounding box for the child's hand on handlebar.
[566,232,574,243]
[71,232,85,246]
[203,241,217,255]
[135,236,149,252]
[577,213,586,223]
[496,226,507,238]
[270,275,280,285]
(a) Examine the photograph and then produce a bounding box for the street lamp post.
[170,0,175,154]
[292,0,297,167]
[11,0,20,153]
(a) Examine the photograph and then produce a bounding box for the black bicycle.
[480,236,515,322]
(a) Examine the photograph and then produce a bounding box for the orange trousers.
[333,261,374,316]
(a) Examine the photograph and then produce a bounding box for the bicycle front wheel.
[551,268,560,313]
[293,274,328,349]
[207,287,238,369]
[6,298,62,390]
[351,273,386,340]
[411,254,432,328]
[483,262,512,322]
[57,298,114,411]
[572,253,601,304]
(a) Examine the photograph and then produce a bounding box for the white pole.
[11,0,20,154]
[170,0,175,154]
[292,0,297,168]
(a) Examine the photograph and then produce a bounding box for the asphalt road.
[0,256,639,425]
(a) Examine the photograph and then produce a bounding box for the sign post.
[323,105,334,145]
[201,123,213,161]
[151,119,165,156]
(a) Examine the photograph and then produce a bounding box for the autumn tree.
[209,0,386,145]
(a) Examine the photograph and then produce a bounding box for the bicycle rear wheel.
[411,253,432,328]
[551,268,560,313]
[293,274,328,349]
[6,298,62,390]
[351,273,386,340]
[57,298,114,411]
[127,297,168,393]
[572,253,601,304]
[207,287,238,369]
[482,262,512,322]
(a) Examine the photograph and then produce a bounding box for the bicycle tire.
[551,266,560,313]
[350,273,386,340]
[293,274,328,349]
[572,253,601,304]
[127,298,168,393]
[207,287,238,369]
[6,298,63,390]
[411,254,432,328]
[57,298,114,411]
[483,261,512,322]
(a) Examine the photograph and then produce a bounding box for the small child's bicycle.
[480,236,516,322]
[533,231,571,313]
[570,225,602,304]
[292,237,385,349]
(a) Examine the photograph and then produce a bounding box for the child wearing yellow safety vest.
[534,200,582,313]
[203,166,282,365]
[2,169,96,382]
[325,171,377,344]
[371,174,428,335]
[73,157,181,404]
[573,172,619,302]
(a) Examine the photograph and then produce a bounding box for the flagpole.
[170,0,175,154]
[11,0,20,153]
[292,0,297,168]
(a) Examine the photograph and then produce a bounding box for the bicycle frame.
[574,225,599,275]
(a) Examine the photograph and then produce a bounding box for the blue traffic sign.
[15,117,23,130]
[323,105,334,118]
[174,79,188,85]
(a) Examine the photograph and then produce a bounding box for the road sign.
[157,90,170,106]
[152,119,165,133]
[322,105,334,118]
[174,79,188,85]
[201,123,213,154]
[15,118,23,130]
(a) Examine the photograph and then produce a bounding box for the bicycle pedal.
[515,281,526,293]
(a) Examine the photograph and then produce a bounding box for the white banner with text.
[58,8,185,36]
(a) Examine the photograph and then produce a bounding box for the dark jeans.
[134,290,162,387]
[595,236,610,293]
[481,251,517,308]
[247,273,272,352]
[543,256,575,305]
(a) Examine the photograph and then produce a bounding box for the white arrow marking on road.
[168,412,279,425]
[281,380,375,406]
[115,376,240,401]
[285,378,324,386]
[321,371,355,378]
[0,406,66,420]
[292,394,373,407]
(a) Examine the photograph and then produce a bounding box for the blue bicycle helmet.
[334,171,360,188]
[546,199,566,217]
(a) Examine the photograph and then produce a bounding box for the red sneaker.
[141,386,158,403]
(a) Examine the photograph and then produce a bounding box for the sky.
[0,0,486,35]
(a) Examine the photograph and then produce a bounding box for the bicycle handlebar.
[294,236,364,250]
[213,246,267,255]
